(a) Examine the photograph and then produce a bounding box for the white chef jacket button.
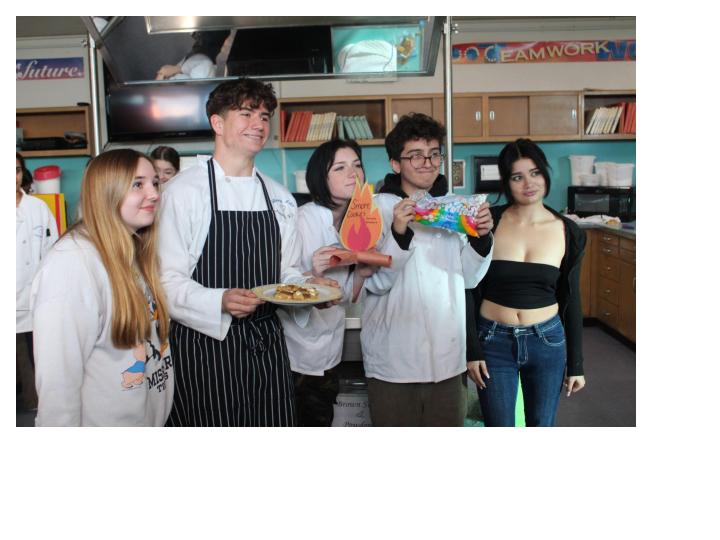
[423,305,427,310]
[255,179,259,184]
[328,226,333,231]
[436,233,441,238]
[26,262,30,265]
[442,268,447,273]
[312,334,317,337]
[445,301,450,307]
[23,240,27,244]
[226,177,231,182]
[451,337,456,342]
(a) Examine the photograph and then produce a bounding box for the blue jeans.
[476,313,566,427]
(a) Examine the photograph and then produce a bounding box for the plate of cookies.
[251,283,344,306]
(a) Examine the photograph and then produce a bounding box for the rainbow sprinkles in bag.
[410,191,487,237]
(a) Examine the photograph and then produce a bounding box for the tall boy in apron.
[157,78,338,426]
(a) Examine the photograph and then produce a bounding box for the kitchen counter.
[577,221,636,240]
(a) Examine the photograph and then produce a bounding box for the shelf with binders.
[581,90,636,140]
[277,96,388,148]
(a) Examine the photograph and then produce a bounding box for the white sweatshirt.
[278,202,411,375]
[360,193,494,383]
[16,191,58,332]
[30,232,174,427]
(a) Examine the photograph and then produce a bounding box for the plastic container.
[294,170,308,193]
[607,163,635,187]
[568,155,596,186]
[594,162,615,186]
[33,165,62,194]
[579,173,602,186]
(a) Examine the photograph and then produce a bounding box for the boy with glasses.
[362,113,494,426]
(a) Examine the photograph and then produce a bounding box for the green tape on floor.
[465,377,525,427]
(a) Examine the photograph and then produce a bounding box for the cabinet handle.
[603,236,613,241]
[633,278,636,293]
[490,111,495,121]
[393,114,398,123]
[603,288,611,293]
[475,111,481,122]
[572,109,577,120]
[603,265,612,270]
[603,248,612,253]
[602,311,611,316]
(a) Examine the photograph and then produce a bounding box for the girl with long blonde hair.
[30,149,174,426]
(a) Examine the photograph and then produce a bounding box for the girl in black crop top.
[466,138,587,427]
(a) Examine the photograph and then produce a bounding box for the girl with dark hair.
[16,152,58,410]
[466,138,587,427]
[150,146,180,184]
[278,139,407,426]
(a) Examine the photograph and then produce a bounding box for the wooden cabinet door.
[618,262,636,342]
[391,98,434,125]
[529,95,580,137]
[487,96,529,137]
[453,96,484,138]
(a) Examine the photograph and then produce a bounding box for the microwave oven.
[567,187,635,221]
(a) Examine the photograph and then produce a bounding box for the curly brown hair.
[385,113,446,162]
[206,77,278,133]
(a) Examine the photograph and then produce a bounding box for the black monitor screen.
[106,77,218,141]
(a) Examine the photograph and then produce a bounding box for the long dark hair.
[306,139,364,211]
[498,138,552,205]
[16,152,33,192]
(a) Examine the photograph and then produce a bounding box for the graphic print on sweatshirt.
[120,289,171,392]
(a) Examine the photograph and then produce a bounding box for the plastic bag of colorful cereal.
[410,191,487,237]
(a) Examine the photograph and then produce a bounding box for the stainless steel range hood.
[82,16,443,87]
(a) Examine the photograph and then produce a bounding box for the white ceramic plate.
[251,283,344,306]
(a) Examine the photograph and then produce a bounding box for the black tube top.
[482,260,560,309]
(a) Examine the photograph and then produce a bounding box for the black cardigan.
[465,204,587,377]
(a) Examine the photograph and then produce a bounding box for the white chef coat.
[30,232,174,427]
[278,202,412,376]
[157,155,308,341]
[361,193,494,383]
[16,191,59,333]
[170,53,216,80]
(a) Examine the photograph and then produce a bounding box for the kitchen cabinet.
[277,96,388,148]
[582,90,636,141]
[486,95,529,139]
[389,94,445,127]
[587,229,636,342]
[452,95,484,140]
[16,106,94,158]
[529,94,581,138]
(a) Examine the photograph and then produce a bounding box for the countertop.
[577,221,636,240]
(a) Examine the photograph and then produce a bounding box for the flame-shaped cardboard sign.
[328,179,392,269]
[340,179,383,252]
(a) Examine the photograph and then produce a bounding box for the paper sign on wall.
[17,58,85,81]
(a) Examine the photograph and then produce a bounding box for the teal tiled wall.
[27,139,634,225]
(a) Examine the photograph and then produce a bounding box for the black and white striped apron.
[166,161,296,427]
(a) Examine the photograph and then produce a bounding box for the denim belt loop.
[533,323,542,337]
[489,321,498,338]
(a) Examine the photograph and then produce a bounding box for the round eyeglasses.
[399,153,445,169]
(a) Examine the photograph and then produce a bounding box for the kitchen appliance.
[568,186,634,221]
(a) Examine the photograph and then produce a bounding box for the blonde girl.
[31,149,174,426]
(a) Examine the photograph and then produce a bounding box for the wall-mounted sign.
[16,58,85,81]
[453,40,636,64]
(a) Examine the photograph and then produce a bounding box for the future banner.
[452,40,636,64]
[16,58,85,81]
